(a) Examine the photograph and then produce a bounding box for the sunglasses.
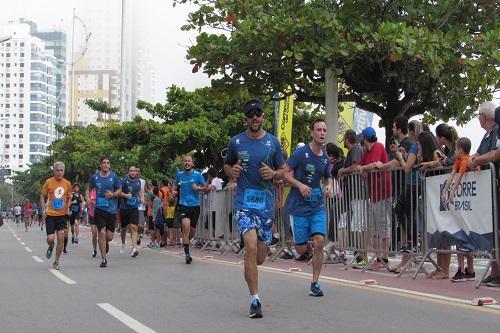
[245,109,263,118]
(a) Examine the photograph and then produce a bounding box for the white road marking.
[49,269,77,285]
[24,247,32,253]
[97,303,157,333]
[32,256,43,263]
[20,242,26,246]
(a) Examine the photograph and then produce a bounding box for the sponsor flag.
[278,93,294,157]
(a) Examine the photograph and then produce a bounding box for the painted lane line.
[49,269,77,285]
[32,256,43,263]
[20,242,26,246]
[24,247,32,253]
[97,303,157,333]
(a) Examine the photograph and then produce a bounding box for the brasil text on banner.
[425,169,494,252]
[278,95,294,157]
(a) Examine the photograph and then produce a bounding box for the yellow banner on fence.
[338,102,354,155]
[278,95,294,157]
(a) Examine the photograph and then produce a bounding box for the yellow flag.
[278,95,294,157]
[338,102,354,155]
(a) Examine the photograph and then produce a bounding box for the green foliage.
[176,0,499,140]
[84,99,120,115]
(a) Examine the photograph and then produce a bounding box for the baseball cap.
[243,99,264,115]
[362,127,376,140]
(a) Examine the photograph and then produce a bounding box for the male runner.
[69,183,84,244]
[119,165,142,257]
[224,99,285,318]
[87,157,121,268]
[172,155,206,264]
[283,119,333,296]
[40,161,72,270]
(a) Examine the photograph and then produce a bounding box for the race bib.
[52,198,64,210]
[243,189,266,210]
[96,197,110,207]
[305,188,323,202]
[127,197,137,206]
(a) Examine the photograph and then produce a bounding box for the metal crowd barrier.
[413,163,499,288]
[188,164,498,288]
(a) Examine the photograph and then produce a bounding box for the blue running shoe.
[309,282,324,297]
[249,299,263,318]
[46,246,53,259]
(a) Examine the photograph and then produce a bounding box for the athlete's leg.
[311,234,324,283]
[54,228,65,263]
[91,224,98,253]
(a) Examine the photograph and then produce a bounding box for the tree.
[177,0,499,143]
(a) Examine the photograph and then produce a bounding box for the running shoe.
[249,299,263,318]
[46,246,53,259]
[71,236,75,244]
[309,282,324,297]
[131,249,139,258]
[399,243,412,253]
[53,261,60,270]
[482,275,495,284]
[92,250,97,258]
[100,259,107,268]
[63,248,67,254]
[147,242,154,248]
[451,270,466,282]
[295,252,312,262]
[120,244,125,254]
[74,237,78,244]
[464,268,476,281]
[486,276,500,287]
[270,236,280,246]
[280,251,294,260]
[185,255,193,264]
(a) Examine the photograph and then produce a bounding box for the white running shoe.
[120,244,125,254]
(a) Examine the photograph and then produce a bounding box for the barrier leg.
[476,253,492,289]
[412,250,439,279]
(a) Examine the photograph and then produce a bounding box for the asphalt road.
[1,221,498,333]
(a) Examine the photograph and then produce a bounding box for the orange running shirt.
[41,177,72,217]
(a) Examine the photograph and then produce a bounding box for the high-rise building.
[74,0,156,124]
[0,21,58,172]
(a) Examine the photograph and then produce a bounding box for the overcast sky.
[1,0,497,150]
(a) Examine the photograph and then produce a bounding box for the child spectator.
[440,137,477,282]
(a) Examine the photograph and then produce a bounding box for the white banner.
[426,169,494,251]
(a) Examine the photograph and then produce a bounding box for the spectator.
[338,130,367,265]
[470,101,500,287]
[357,127,392,270]
[441,137,477,282]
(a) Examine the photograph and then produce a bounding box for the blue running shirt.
[226,132,285,219]
[174,170,206,207]
[287,144,331,216]
[119,177,141,209]
[88,172,121,214]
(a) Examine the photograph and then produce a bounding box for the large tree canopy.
[12,85,317,200]
[177,0,499,139]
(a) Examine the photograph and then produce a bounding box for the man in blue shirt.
[87,157,121,268]
[283,119,333,297]
[172,155,206,264]
[224,99,285,318]
[119,165,142,258]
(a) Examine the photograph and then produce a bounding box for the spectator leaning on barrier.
[338,130,367,265]
[357,127,392,270]
[389,115,413,160]
[441,137,477,282]
[469,101,500,287]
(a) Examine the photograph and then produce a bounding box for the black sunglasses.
[245,109,263,118]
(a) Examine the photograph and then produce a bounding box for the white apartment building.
[0,22,57,173]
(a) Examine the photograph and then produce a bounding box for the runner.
[87,157,122,268]
[283,119,333,296]
[87,187,98,257]
[23,199,32,232]
[14,204,21,227]
[69,183,84,244]
[40,161,72,270]
[136,168,146,246]
[119,165,142,257]
[224,99,285,318]
[172,155,207,264]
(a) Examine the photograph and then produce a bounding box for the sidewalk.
[81,226,500,309]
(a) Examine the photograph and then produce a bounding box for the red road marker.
[471,297,497,306]
[358,279,378,286]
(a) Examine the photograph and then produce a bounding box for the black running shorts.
[120,208,139,228]
[177,205,200,229]
[94,209,116,232]
[46,215,68,236]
